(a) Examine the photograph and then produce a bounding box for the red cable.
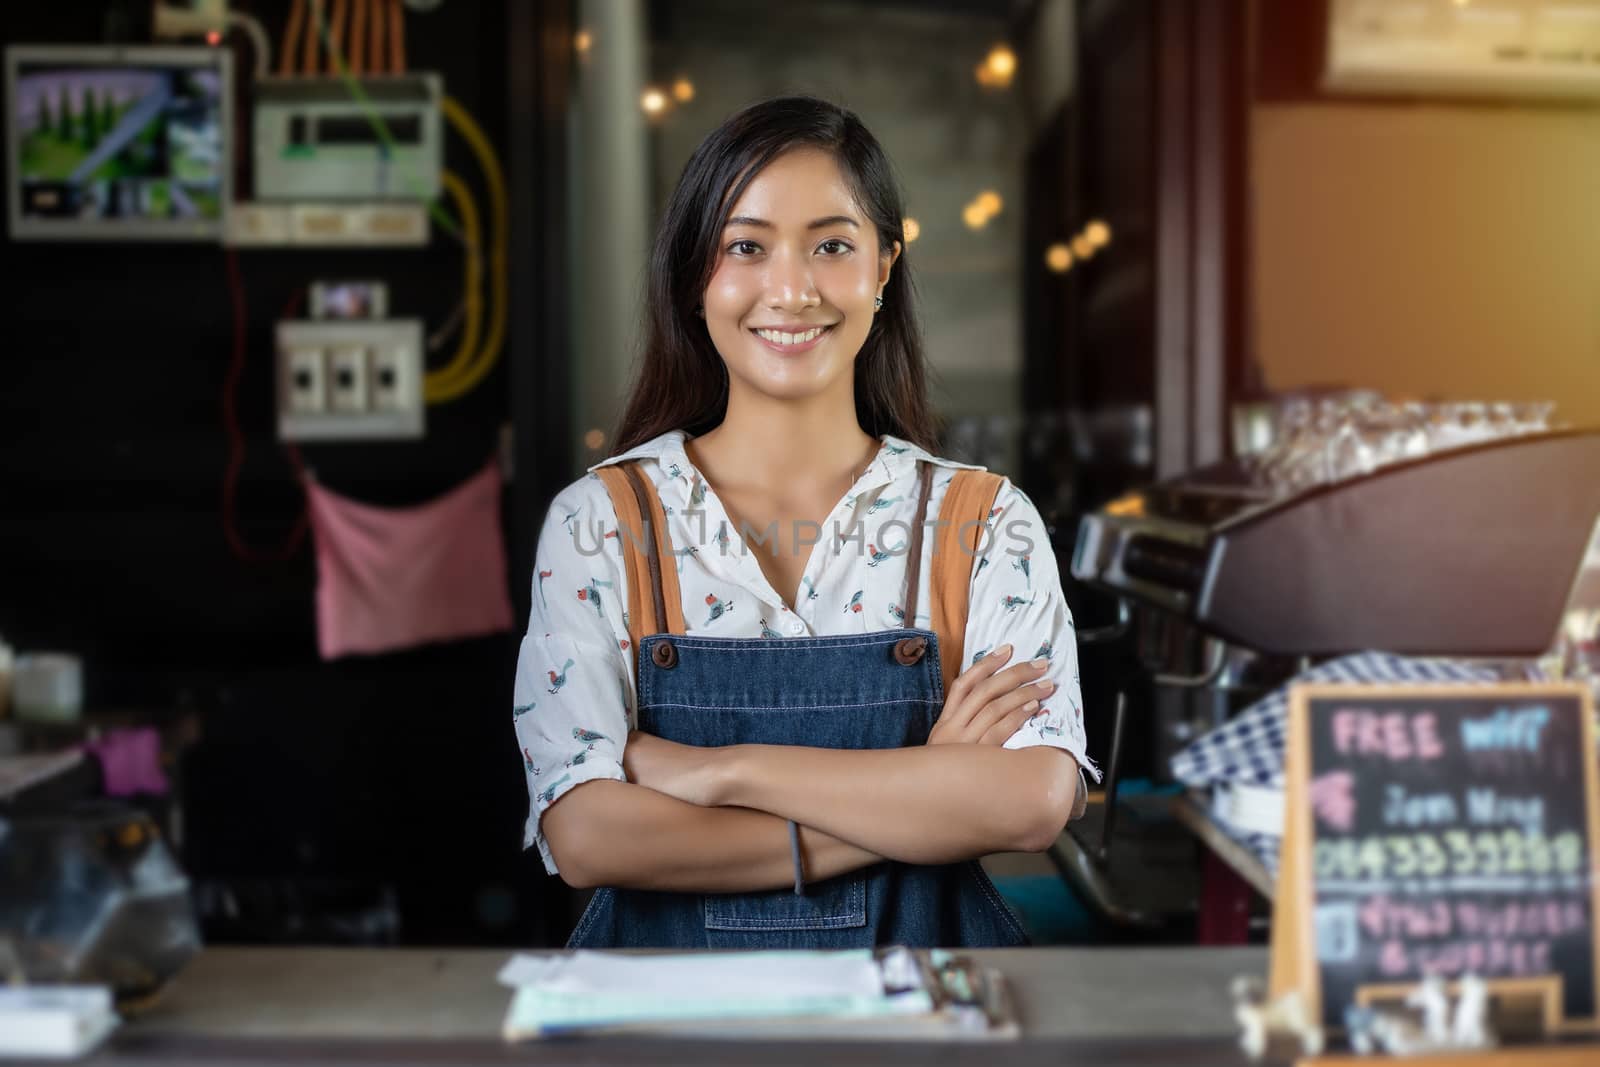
[221,248,310,563]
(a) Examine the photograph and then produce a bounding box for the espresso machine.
[1054,428,1600,935]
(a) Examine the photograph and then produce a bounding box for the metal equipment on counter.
[1070,429,1600,657]
[1054,428,1600,938]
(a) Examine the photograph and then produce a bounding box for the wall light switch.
[370,343,414,413]
[285,348,326,413]
[328,346,370,413]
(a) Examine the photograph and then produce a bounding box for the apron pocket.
[703,874,867,931]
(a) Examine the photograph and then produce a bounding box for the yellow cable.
[426,96,508,403]
[423,170,483,398]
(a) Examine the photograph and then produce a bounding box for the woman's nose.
[765,253,819,310]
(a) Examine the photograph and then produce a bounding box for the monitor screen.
[6,45,231,241]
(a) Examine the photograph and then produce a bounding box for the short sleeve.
[513,477,633,875]
[961,478,1100,790]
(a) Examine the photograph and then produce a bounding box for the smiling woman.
[517,96,1094,951]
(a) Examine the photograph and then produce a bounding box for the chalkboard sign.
[1270,683,1600,1035]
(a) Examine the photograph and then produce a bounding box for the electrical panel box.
[226,201,428,245]
[276,319,425,441]
[253,74,441,201]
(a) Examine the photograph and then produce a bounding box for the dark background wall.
[0,0,565,946]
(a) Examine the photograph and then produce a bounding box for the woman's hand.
[929,644,1054,746]
[623,730,723,806]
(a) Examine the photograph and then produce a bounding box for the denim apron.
[567,459,1030,949]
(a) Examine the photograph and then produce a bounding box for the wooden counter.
[65,945,1271,1065]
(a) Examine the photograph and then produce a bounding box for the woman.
[515,96,1098,949]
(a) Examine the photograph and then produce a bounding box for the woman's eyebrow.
[725,214,861,230]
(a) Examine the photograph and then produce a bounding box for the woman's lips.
[750,324,834,354]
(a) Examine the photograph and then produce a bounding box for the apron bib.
[569,456,1027,949]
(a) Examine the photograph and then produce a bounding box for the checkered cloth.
[1229,828,1283,880]
[1171,650,1532,879]
[1169,650,1509,791]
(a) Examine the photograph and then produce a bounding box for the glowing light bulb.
[985,45,1016,80]
[641,88,668,115]
[574,30,592,55]
[903,217,921,243]
[1084,220,1111,247]
[1045,243,1073,273]
[976,190,1003,216]
[963,203,988,230]
[672,78,695,103]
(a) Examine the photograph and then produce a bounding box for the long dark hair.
[609,96,941,457]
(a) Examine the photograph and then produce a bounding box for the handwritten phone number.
[1314,829,1584,881]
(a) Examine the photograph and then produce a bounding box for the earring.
[873,295,884,311]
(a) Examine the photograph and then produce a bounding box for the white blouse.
[514,429,1099,875]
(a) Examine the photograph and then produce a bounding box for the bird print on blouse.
[547,659,576,694]
[704,592,735,625]
[536,773,571,807]
[867,493,902,514]
[577,578,613,616]
[511,428,1098,875]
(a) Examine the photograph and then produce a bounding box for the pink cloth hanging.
[305,459,514,659]
[80,728,169,797]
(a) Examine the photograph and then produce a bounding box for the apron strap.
[594,462,687,679]
[929,468,1006,695]
[900,460,934,630]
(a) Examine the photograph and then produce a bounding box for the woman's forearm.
[542,779,885,892]
[708,744,1078,864]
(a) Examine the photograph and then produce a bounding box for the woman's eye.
[728,240,761,256]
[818,239,852,255]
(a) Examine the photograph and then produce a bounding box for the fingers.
[938,646,1056,744]
[978,701,1044,746]
[941,644,1017,730]
[969,678,1054,743]
[964,654,1052,715]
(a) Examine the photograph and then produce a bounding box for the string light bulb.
[1084,219,1111,247]
[1045,243,1073,273]
[976,44,1016,88]
[641,88,668,116]
[574,30,592,55]
[903,217,921,243]
[672,78,695,103]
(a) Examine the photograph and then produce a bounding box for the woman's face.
[701,147,900,402]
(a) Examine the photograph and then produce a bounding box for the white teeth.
[756,326,825,345]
